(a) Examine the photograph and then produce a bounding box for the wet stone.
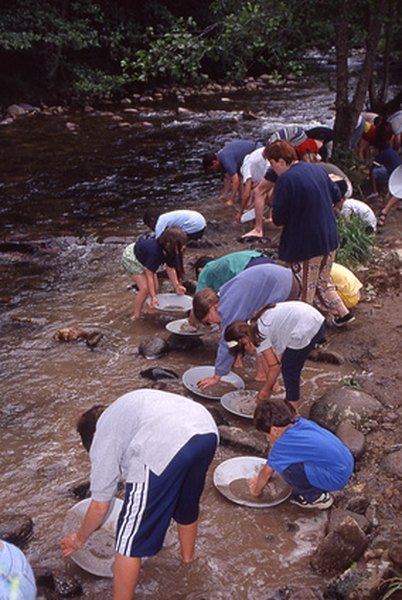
[345,494,371,515]
[389,541,402,568]
[382,449,402,478]
[53,574,83,598]
[323,559,392,600]
[327,508,370,534]
[218,425,267,456]
[309,348,345,365]
[68,481,90,500]
[336,421,366,459]
[0,514,33,545]
[311,516,369,575]
[138,335,170,359]
[310,387,381,433]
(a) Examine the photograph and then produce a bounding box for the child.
[224,301,325,410]
[122,227,187,319]
[249,399,354,509]
[143,208,206,240]
[330,263,363,309]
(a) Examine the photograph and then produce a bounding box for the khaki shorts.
[121,243,145,275]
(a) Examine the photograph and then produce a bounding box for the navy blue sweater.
[272,162,341,263]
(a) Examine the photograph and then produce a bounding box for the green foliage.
[69,66,128,99]
[122,18,209,84]
[336,213,376,268]
[381,569,402,600]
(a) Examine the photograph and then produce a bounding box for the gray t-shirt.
[89,389,219,501]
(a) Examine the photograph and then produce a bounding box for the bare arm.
[145,268,158,307]
[61,499,111,556]
[166,266,186,295]
[249,464,274,496]
[219,172,232,201]
[227,173,240,205]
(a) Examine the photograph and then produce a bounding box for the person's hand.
[150,295,159,309]
[61,532,83,557]
[197,375,220,390]
[219,194,227,202]
[175,285,186,295]
[249,477,262,497]
[235,211,243,224]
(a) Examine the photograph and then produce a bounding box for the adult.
[236,147,270,223]
[378,164,402,226]
[250,400,354,509]
[263,140,354,326]
[373,152,402,226]
[143,208,207,241]
[224,301,326,410]
[338,197,377,232]
[202,139,261,206]
[192,263,300,389]
[0,540,37,600]
[305,126,334,161]
[61,389,218,600]
[121,227,187,318]
[194,250,274,293]
[267,126,307,147]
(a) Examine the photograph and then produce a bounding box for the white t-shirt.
[255,301,325,356]
[387,110,402,136]
[240,147,270,184]
[341,198,377,230]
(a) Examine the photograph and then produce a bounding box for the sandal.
[377,210,387,227]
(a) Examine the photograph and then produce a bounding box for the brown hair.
[159,226,187,280]
[263,140,297,165]
[193,287,219,321]
[76,405,106,452]
[253,399,296,433]
[224,304,277,350]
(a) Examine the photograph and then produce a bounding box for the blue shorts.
[115,433,217,557]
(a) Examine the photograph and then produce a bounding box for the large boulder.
[138,335,169,359]
[382,449,402,479]
[0,514,34,545]
[311,516,369,575]
[218,425,267,456]
[310,387,381,433]
[336,421,366,459]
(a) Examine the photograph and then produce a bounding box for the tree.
[333,0,390,150]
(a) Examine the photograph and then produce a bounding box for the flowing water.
[0,81,355,599]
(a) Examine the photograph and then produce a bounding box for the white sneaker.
[290,492,334,510]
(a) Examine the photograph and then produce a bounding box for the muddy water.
[0,82,355,598]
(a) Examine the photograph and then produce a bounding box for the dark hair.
[202,152,218,171]
[77,405,106,452]
[333,179,348,198]
[264,140,298,165]
[193,255,214,278]
[143,207,161,229]
[193,287,219,321]
[224,320,250,356]
[253,399,296,433]
[158,227,188,280]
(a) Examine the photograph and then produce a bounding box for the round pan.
[182,365,245,400]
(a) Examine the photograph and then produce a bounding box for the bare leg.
[255,353,282,392]
[132,273,149,319]
[177,521,198,563]
[113,553,141,600]
[378,194,399,226]
[242,180,273,238]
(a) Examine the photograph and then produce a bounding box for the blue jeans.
[281,462,323,501]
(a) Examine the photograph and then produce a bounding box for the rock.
[336,421,366,459]
[0,514,34,545]
[323,559,392,600]
[177,107,192,115]
[218,425,267,456]
[121,97,132,105]
[53,574,83,597]
[309,348,345,365]
[166,335,202,352]
[54,327,87,342]
[310,387,381,433]
[327,508,370,534]
[389,541,402,568]
[140,367,179,381]
[6,104,27,117]
[208,406,229,427]
[382,450,402,478]
[138,335,169,359]
[311,516,369,575]
[0,118,14,126]
[345,494,371,514]
[68,481,90,500]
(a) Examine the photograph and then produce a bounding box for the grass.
[336,213,376,268]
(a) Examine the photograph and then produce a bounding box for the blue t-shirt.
[218,140,257,176]
[268,418,354,491]
[375,147,402,176]
[134,238,178,273]
[272,161,340,262]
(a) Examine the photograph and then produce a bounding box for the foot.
[377,210,387,227]
[290,492,334,510]
[333,312,355,327]
[241,228,263,239]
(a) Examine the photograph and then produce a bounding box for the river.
[1,79,354,599]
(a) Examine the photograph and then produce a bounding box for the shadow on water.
[0,81,356,598]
